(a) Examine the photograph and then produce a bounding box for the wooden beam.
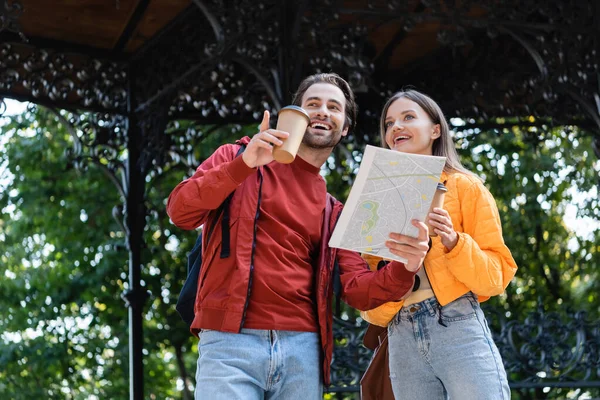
[113,0,152,52]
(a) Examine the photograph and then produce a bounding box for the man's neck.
[297,144,332,169]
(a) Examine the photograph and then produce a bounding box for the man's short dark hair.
[291,73,357,133]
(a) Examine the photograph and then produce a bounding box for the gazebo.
[1,1,599,398]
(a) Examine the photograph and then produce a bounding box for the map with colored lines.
[329,145,446,263]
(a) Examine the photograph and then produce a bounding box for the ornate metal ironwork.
[0,0,25,40]
[56,109,128,199]
[297,1,374,93]
[0,42,127,113]
[329,307,600,393]
[169,61,277,124]
[158,120,246,177]
[130,0,376,124]
[2,1,598,139]
[52,105,150,400]
[489,305,600,388]
[130,2,283,123]
[330,316,371,393]
[122,0,600,154]
[342,0,599,123]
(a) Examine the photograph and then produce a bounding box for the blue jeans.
[387,293,510,400]
[195,329,323,399]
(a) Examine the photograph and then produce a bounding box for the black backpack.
[176,144,246,327]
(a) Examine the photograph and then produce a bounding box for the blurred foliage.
[455,119,600,315]
[0,106,130,398]
[0,106,598,399]
[450,119,599,400]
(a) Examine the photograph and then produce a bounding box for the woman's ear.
[432,124,441,139]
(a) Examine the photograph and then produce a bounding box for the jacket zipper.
[323,201,341,299]
[239,169,263,331]
[323,203,342,349]
[422,237,437,298]
[421,252,447,326]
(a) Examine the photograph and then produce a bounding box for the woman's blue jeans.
[387,292,510,400]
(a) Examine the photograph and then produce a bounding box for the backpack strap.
[220,144,246,258]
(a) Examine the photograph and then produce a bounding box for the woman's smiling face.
[384,97,440,155]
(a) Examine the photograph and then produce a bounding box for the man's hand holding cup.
[242,111,289,168]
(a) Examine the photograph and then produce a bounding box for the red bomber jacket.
[166,136,417,386]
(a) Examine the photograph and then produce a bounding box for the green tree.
[1,105,598,399]
[459,121,600,315]
[0,105,257,399]
[461,121,600,400]
[0,106,130,398]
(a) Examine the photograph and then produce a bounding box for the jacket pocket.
[198,217,241,300]
[197,220,229,298]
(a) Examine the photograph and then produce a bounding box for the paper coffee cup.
[273,105,310,164]
[427,182,448,237]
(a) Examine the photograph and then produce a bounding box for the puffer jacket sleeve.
[359,254,404,327]
[440,177,517,296]
[166,140,256,230]
[361,302,404,327]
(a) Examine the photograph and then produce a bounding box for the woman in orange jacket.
[361,90,518,400]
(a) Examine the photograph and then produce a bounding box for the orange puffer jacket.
[361,171,518,327]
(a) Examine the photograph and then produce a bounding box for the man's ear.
[341,126,349,137]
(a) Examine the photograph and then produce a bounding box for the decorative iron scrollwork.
[170,61,276,123]
[0,42,127,113]
[125,0,600,144]
[299,3,374,94]
[160,120,245,176]
[329,306,600,392]
[132,1,376,123]
[487,305,600,386]
[2,0,594,140]
[331,316,371,391]
[135,97,172,179]
[0,0,25,40]
[349,0,599,131]
[57,110,128,198]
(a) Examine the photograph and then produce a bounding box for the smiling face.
[383,97,440,155]
[300,83,349,149]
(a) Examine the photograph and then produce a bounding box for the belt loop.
[428,298,436,317]
[437,303,448,327]
[466,291,478,309]
[469,291,478,303]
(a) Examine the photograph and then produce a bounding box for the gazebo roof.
[5,0,189,54]
[7,1,461,65]
[1,1,599,137]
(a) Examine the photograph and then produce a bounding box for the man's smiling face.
[300,83,349,149]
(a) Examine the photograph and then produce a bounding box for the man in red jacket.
[167,73,429,399]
